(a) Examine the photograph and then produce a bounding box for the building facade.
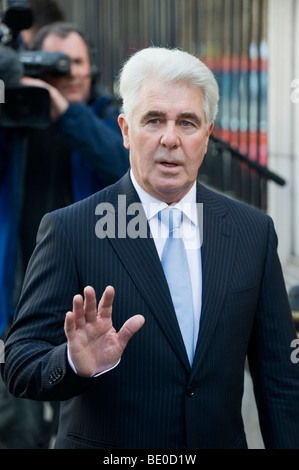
[267,0,299,289]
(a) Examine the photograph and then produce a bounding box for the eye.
[181,120,193,127]
[148,118,160,125]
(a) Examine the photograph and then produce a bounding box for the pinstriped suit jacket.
[2,171,299,449]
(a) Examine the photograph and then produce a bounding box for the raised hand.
[64,285,145,377]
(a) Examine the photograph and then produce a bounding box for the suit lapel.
[106,173,191,370]
[191,183,238,377]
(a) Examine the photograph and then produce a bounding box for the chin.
[67,96,83,103]
[157,181,192,203]
[154,188,183,204]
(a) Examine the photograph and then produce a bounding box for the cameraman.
[0,22,129,448]
[19,22,130,268]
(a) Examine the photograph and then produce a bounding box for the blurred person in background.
[0,21,129,448]
[19,22,129,270]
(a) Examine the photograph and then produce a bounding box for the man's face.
[42,32,92,103]
[118,79,214,204]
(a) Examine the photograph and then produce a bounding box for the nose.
[160,121,180,148]
[69,60,77,76]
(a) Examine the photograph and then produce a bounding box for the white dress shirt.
[130,169,202,347]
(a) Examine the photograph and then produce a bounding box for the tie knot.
[160,207,182,238]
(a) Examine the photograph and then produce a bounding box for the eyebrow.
[179,112,203,127]
[140,110,165,124]
[140,110,203,126]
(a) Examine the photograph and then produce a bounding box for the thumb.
[118,314,145,349]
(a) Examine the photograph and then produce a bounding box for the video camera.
[0,0,71,129]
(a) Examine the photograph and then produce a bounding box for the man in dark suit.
[2,47,299,449]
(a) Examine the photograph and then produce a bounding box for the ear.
[204,121,214,153]
[118,114,130,149]
[207,121,214,137]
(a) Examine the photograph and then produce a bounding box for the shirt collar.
[130,169,198,226]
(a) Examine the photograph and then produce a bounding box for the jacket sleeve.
[56,102,130,185]
[247,216,299,449]
[1,211,93,401]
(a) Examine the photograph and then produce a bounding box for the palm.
[64,285,145,377]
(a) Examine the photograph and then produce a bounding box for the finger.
[118,315,145,350]
[98,285,115,319]
[83,286,98,322]
[72,294,86,328]
[64,311,76,340]
[20,76,47,88]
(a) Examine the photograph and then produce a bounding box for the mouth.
[67,84,81,92]
[160,162,180,167]
[65,80,81,90]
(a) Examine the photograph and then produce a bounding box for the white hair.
[117,46,219,127]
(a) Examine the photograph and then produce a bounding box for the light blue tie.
[160,208,194,365]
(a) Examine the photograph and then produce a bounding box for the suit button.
[187,386,195,397]
[49,368,63,384]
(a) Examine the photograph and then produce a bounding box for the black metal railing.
[200,134,285,212]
